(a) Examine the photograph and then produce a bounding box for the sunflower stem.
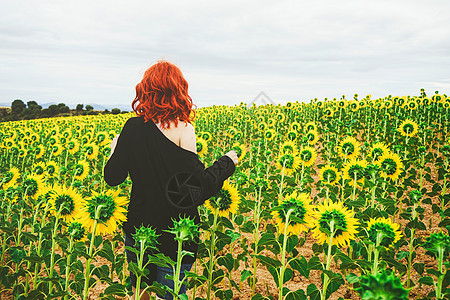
[251,186,263,297]
[64,231,75,300]
[49,206,64,294]
[322,219,335,300]
[83,204,103,300]
[372,232,382,276]
[206,207,219,300]
[278,209,293,300]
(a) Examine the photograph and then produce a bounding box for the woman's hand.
[110,134,119,157]
[225,150,238,165]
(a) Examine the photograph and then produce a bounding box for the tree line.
[0,99,125,122]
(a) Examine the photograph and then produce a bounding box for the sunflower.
[267,117,276,127]
[51,143,63,157]
[84,143,99,160]
[49,185,83,223]
[311,201,359,247]
[95,131,110,146]
[305,130,319,145]
[398,119,419,137]
[298,146,318,167]
[305,121,317,132]
[2,167,21,190]
[226,126,238,138]
[290,122,301,132]
[280,141,298,156]
[349,101,359,112]
[264,129,276,141]
[271,191,314,235]
[73,161,90,181]
[32,162,46,176]
[196,137,208,156]
[323,107,335,117]
[204,181,240,217]
[376,152,403,181]
[366,217,402,248]
[202,131,212,142]
[22,174,46,199]
[276,153,300,175]
[338,136,360,160]
[79,190,128,235]
[46,161,60,178]
[343,159,368,186]
[368,142,390,163]
[286,131,297,141]
[34,145,45,159]
[232,143,247,160]
[67,140,80,155]
[275,113,286,123]
[319,165,341,185]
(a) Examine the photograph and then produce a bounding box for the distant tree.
[111,108,121,115]
[57,103,70,114]
[11,99,26,115]
[76,104,84,111]
[27,100,41,109]
[48,104,59,116]
[85,105,94,111]
[104,109,109,113]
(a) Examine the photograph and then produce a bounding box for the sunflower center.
[307,133,315,141]
[319,209,347,237]
[278,198,307,225]
[372,148,383,159]
[209,189,232,211]
[287,132,296,141]
[342,142,355,155]
[279,154,295,169]
[55,195,75,216]
[323,169,337,182]
[87,194,116,223]
[47,165,56,175]
[4,172,13,183]
[68,142,75,149]
[403,124,413,134]
[300,150,312,162]
[368,222,396,247]
[265,131,273,139]
[24,178,38,196]
[381,158,397,175]
[86,147,94,155]
[283,145,294,154]
[348,164,365,180]
[75,165,84,176]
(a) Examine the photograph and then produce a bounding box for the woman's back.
[155,120,197,154]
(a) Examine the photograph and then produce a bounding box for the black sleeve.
[195,155,236,203]
[104,121,131,186]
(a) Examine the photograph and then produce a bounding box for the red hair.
[132,60,195,128]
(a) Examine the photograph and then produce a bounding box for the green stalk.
[64,232,75,300]
[173,238,184,298]
[278,209,293,300]
[83,205,103,300]
[135,239,146,300]
[372,232,382,275]
[49,206,64,294]
[406,204,416,289]
[321,220,335,300]
[206,207,219,300]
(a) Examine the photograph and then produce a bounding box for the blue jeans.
[124,234,192,300]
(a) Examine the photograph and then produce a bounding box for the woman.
[104,60,238,300]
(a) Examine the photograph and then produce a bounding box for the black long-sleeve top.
[104,116,235,264]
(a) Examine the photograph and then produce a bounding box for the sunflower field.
[1,91,450,300]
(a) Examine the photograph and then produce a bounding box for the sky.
[1,0,449,110]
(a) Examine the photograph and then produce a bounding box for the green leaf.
[267,265,279,285]
[256,255,282,269]
[308,256,323,271]
[413,262,424,276]
[127,261,146,277]
[283,268,293,284]
[104,283,127,297]
[240,269,252,282]
[396,251,409,260]
[215,289,233,299]
[285,288,307,300]
[346,272,360,284]
[286,235,299,253]
[289,256,309,279]
[307,283,321,300]
[217,253,234,272]
[418,276,434,286]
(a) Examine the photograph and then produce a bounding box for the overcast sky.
[1,0,449,109]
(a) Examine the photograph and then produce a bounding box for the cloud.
[0,0,449,107]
